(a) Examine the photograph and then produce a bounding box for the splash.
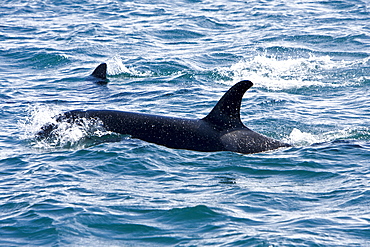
[20,105,61,140]
[107,56,132,75]
[20,105,115,149]
[287,128,321,146]
[37,118,110,148]
[218,54,365,90]
[107,56,153,77]
[286,127,370,147]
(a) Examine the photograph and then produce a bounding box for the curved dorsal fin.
[91,63,107,80]
[203,80,253,130]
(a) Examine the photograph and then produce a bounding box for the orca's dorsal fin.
[203,80,253,130]
[91,63,107,80]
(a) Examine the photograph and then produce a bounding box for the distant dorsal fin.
[203,80,253,130]
[91,63,107,80]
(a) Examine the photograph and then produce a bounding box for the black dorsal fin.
[203,80,253,130]
[91,63,107,80]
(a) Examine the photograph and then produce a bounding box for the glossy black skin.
[38,65,290,154]
[86,63,108,84]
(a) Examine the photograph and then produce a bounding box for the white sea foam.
[20,105,111,149]
[107,56,153,77]
[286,128,320,146]
[107,56,132,75]
[286,127,370,147]
[218,54,365,90]
[19,105,60,140]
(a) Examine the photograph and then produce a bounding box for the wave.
[286,127,370,147]
[104,53,369,92]
[106,56,153,77]
[216,54,369,90]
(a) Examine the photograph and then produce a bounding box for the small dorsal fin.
[203,80,253,130]
[91,63,107,80]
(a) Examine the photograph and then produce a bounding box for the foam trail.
[218,54,364,90]
[286,127,370,147]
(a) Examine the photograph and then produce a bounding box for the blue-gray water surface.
[1,0,370,246]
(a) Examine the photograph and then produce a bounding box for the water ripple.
[1,0,369,246]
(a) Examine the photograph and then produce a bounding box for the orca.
[37,64,290,154]
[86,63,108,84]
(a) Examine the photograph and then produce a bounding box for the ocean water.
[1,0,370,246]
